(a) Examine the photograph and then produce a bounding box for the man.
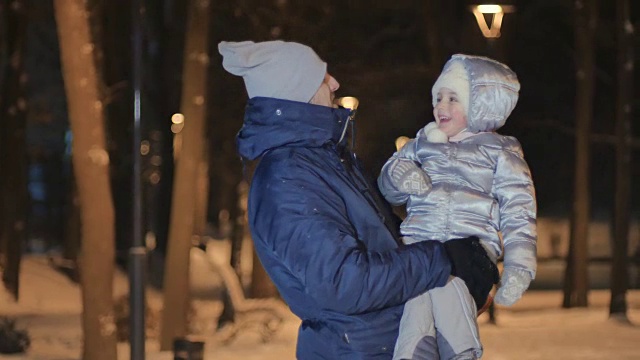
[218,40,498,359]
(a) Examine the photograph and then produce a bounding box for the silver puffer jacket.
[378,55,537,277]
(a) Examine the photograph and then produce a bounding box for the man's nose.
[327,75,340,91]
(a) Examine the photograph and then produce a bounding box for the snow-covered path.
[1,256,639,359]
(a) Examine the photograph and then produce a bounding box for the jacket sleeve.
[377,137,421,205]
[251,153,451,315]
[493,139,538,278]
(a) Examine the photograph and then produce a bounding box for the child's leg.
[431,277,483,360]
[393,291,438,360]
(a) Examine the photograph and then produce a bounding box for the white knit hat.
[218,40,327,103]
[431,60,470,115]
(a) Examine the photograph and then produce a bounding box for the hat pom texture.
[423,121,449,143]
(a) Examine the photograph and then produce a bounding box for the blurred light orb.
[171,113,185,124]
[336,96,359,110]
[395,136,410,151]
[140,140,150,155]
[145,232,157,250]
[149,171,161,185]
[151,155,162,166]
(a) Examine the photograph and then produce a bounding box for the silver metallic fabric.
[379,131,537,277]
[379,54,536,277]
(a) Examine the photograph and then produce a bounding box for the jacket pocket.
[340,312,399,355]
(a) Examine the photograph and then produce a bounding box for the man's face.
[433,87,468,137]
[310,73,340,107]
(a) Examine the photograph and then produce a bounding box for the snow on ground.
[2,254,640,360]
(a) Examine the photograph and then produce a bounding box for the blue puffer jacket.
[237,97,452,359]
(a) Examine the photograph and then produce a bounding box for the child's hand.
[494,267,532,306]
[389,159,431,195]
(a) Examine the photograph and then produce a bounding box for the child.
[378,54,537,360]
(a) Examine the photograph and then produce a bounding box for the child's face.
[433,87,468,137]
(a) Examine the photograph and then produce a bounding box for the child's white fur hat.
[431,60,470,114]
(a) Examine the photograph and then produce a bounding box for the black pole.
[130,0,146,358]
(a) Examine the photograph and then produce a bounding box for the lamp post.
[130,1,146,359]
[469,4,515,39]
[469,3,515,60]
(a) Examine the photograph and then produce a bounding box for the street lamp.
[470,4,515,38]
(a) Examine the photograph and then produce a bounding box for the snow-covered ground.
[1,252,639,360]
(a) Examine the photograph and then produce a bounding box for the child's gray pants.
[393,277,483,360]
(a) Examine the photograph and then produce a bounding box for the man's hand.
[389,159,431,196]
[443,237,500,310]
[494,267,532,306]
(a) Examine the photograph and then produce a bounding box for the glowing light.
[336,96,359,110]
[395,136,410,151]
[477,4,502,14]
[150,155,162,166]
[171,113,185,124]
[171,114,185,134]
[140,140,150,155]
[145,232,156,250]
[470,4,515,39]
[171,123,184,134]
[149,171,160,185]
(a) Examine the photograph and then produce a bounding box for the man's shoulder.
[254,147,333,184]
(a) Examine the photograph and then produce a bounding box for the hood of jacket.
[236,97,352,160]
[435,54,520,133]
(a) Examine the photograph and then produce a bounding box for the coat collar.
[237,97,352,160]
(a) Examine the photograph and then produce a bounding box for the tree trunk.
[609,0,633,319]
[0,0,5,272]
[418,0,442,70]
[99,0,135,264]
[63,180,81,282]
[250,248,278,298]
[0,1,6,84]
[193,149,210,240]
[160,0,210,350]
[563,218,576,308]
[563,0,597,308]
[0,0,29,301]
[155,0,188,258]
[53,1,118,359]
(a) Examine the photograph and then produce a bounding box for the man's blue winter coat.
[236,97,451,359]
